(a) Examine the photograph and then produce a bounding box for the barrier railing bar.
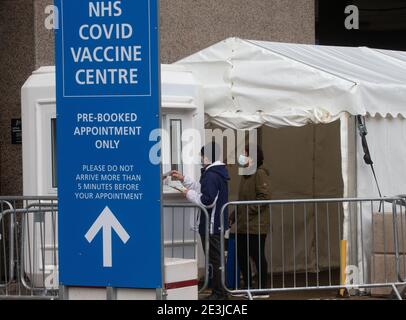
[360,202,365,285]
[281,204,285,289]
[304,203,308,287]
[383,201,388,284]
[315,203,319,287]
[269,204,273,289]
[293,203,296,288]
[326,202,331,286]
[235,204,238,290]
[258,205,262,290]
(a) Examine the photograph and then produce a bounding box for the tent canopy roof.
[175,37,406,129]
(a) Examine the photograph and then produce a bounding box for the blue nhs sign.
[55,0,162,289]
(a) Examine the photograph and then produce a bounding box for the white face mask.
[238,155,249,167]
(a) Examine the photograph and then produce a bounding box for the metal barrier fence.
[0,197,210,299]
[162,203,210,293]
[0,197,58,300]
[220,197,406,300]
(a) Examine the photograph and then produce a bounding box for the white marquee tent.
[176,38,406,284]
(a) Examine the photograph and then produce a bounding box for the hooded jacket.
[184,161,230,235]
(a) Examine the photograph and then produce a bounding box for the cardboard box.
[373,212,406,254]
[371,254,406,297]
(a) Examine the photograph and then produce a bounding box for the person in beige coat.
[233,144,271,291]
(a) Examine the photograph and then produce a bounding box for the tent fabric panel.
[356,116,406,284]
[177,38,406,129]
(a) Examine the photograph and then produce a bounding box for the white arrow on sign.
[85,206,130,268]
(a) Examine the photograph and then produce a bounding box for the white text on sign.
[71,1,143,86]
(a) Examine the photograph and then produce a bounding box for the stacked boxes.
[371,212,406,296]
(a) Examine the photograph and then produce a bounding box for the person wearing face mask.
[235,144,271,294]
[170,142,230,300]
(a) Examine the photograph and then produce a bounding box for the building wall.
[0,0,315,196]
[34,0,54,69]
[160,0,315,63]
[0,0,35,195]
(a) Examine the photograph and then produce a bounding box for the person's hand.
[170,170,185,182]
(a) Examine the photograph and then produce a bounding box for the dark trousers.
[201,234,224,295]
[236,234,268,289]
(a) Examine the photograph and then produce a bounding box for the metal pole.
[392,201,401,282]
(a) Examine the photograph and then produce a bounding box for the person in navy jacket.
[170,142,229,300]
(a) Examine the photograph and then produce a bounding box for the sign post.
[55,0,162,290]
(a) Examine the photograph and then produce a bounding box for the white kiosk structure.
[21,65,205,299]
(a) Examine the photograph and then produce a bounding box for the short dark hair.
[201,142,222,164]
[245,144,264,167]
